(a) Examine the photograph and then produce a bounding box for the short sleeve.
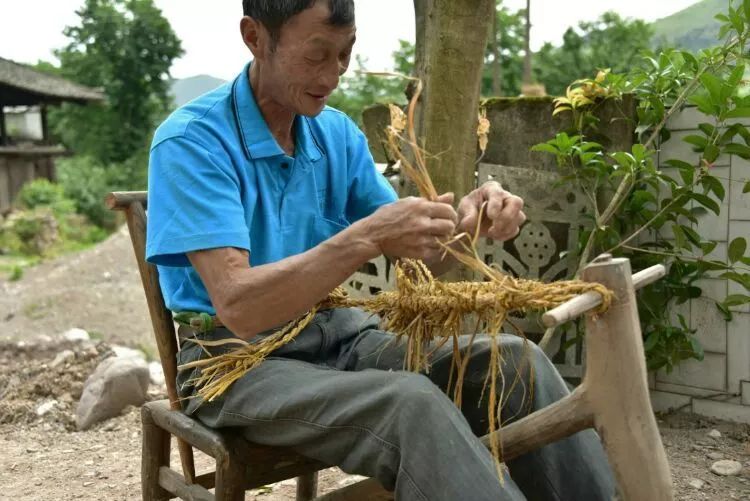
[146,137,251,267]
[344,119,398,223]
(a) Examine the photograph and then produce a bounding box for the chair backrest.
[107,191,197,482]
[106,191,180,404]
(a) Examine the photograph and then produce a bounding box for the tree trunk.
[523,0,533,86]
[412,0,495,200]
[491,8,502,96]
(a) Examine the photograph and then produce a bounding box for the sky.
[0,0,702,81]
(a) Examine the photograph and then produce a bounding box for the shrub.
[57,156,118,229]
[16,179,75,216]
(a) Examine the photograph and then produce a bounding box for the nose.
[319,59,340,92]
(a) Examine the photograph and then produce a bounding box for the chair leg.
[142,406,172,501]
[297,472,319,501]
[215,456,245,501]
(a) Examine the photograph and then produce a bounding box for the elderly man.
[146,1,615,499]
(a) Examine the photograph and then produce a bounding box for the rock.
[63,328,90,343]
[111,345,146,361]
[148,362,165,386]
[707,452,724,461]
[50,349,75,369]
[707,429,722,439]
[711,460,743,476]
[76,356,149,430]
[36,400,58,417]
[691,444,704,452]
[688,478,705,490]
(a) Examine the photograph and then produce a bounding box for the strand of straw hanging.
[178,75,613,476]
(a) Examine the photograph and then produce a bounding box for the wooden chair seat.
[142,399,327,500]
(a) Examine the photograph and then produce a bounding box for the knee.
[385,372,452,417]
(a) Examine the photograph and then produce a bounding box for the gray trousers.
[177,308,615,500]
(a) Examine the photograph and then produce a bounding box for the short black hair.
[243,0,355,42]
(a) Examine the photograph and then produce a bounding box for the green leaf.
[724,294,750,306]
[701,241,719,255]
[744,181,750,194]
[683,135,708,150]
[643,332,660,352]
[702,176,725,201]
[704,144,721,163]
[729,237,748,263]
[691,193,721,215]
[700,73,724,104]
[728,64,746,92]
[672,224,687,249]
[725,107,750,119]
[716,302,733,321]
[745,0,750,23]
[682,225,702,246]
[724,142,750,159]
[531,143,559,155]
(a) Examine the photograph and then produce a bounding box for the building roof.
[0,57,105,106]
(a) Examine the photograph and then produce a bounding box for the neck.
[249,63,296,155]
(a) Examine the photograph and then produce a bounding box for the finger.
[457,196,479,229]
[427,201,459,224]
[489,209,525,241]
[427,218,456,238]
[480,181,506,200]
[435,192,455,205]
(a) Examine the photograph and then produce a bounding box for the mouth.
[307,92,330,103]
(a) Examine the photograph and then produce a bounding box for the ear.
[240,16,270,60]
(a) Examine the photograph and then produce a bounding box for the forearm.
[214,221,378,340]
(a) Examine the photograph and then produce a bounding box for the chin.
[298,102,328,118]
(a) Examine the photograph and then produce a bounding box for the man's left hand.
[457,181,526,241]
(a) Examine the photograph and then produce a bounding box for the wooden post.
[0,106,7,146]
[581,255,673,500]
[40,105,49,145]
[522,0,533,86]
[214,455,246,501]
[142,405,172,501]
[296,473,319,501]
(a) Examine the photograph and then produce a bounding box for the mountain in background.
[170,74,227,107]
[651,0,725,51]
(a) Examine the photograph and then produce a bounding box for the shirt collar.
[232,62,322,163]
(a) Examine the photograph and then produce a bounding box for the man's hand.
[363,193,457,262]
[457,181,526,241]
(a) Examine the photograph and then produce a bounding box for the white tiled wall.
[651,106,750,421]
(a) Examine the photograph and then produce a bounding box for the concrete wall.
[650,106,750,423]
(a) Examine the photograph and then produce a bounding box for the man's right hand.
[361,193,458,262]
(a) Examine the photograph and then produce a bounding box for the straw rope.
[176,76,613,474]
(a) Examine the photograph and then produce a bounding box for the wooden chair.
[106,191,343,501]
[108,190,675,501]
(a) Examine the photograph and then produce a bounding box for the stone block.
[654,381,725,398]
[727,221,750,312]
[666,106,713,131]
[690,279,728,353]
[742,381,750,406]
[692,398,750,423]
[656,352,727,391]
[727,312,750,394]
[650,390,691,413]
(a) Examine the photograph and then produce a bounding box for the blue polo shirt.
[145,63,398,314]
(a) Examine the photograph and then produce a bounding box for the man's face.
[258,2,356,117]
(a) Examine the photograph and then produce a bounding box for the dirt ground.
[1,227,749,500]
